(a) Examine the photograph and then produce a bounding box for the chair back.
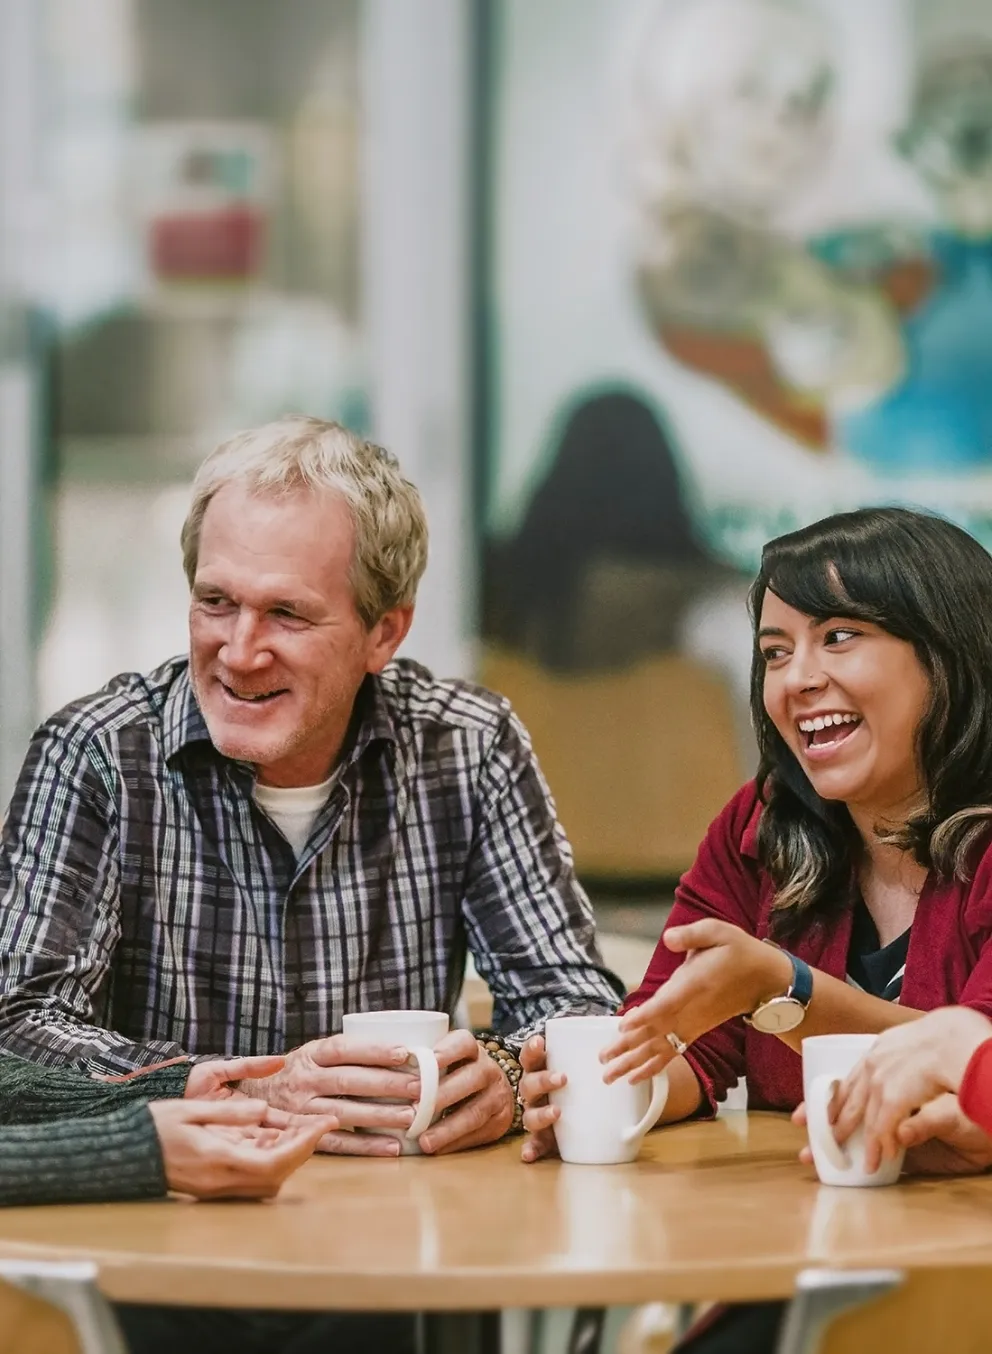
[0,1261,128,1354]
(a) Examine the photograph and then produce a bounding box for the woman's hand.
[829,1007,992,1172]
[184,1055,287,1100]
[898,1093,992,1177]
[518,1036,564,1163]
[148,1098,336,1199]
[601,920,792,1084]
[96,1054,288,1101]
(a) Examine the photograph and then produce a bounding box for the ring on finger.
[666,1031,690,1057]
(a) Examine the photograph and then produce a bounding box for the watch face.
[750,997,806,1035]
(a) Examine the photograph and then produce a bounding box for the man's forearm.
[0,1000,189,1076]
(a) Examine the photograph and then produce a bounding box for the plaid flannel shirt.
[0,657,622,1074]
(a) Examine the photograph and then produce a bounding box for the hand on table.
[185,1054,287,1100]
[239,1030,515,1157]
[518,1035,563,1163]
[148,1099,336,1199]
[827,1008,992,1173]
[600,920,791,1084]
[793,1087,992,1178]
[238,1035,423,1156]
[417,1030,515,1156]
[899,1094,992,1176]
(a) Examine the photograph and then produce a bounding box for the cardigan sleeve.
[621,782,764,1114]
[950,837,992,1019]
[0,1054,190,1126]
[0,1102,167,1206]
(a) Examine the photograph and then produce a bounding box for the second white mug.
[545,1015,669,1165]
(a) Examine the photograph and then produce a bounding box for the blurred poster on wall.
[133,122,275,286]
[482,0,992,875]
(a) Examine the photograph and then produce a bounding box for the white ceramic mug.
[545,1015,669,1165]
[802,1033,905,1187]
[341,1009,449,1155]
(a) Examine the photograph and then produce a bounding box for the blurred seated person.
[520,506,992,1353]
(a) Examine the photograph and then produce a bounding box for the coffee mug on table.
[545,1015,669,1164]
[341,1009,449,1156]
[802,1033,905,1187]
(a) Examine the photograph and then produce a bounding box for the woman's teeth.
[797,713,860,733]
[797,712,862,749]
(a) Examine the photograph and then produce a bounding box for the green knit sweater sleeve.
[0,1055,190,1126]
[0,1102,168,1206]
[0,1057,184,1206]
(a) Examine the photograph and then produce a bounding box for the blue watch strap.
[784,950,813,1008]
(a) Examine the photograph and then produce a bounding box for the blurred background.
[4,0,992,907]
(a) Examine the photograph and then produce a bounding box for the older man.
[0,415,621,1162]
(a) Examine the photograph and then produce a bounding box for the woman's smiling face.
[758,590,932,820]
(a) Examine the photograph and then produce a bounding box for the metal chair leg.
[418,1310,502,1354]
[0,1258,129,1354]
[672,1303,696,1341]
[566,1306,607,1354]
[776,1268,905,1354]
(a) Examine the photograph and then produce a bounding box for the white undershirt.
[253,772,338,856]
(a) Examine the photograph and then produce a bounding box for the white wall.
[360,0,476,680]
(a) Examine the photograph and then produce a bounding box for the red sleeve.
[621,782,764,1114]
[954,838,992,1019]
[959,1039,992,1135]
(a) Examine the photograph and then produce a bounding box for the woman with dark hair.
[519,505,992,1350]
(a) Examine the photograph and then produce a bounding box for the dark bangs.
[747,507,992,937]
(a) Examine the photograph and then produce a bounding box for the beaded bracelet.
[475,1030,525,1134]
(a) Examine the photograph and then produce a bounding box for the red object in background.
[150,205,264,280]
[959,1038,992,1136]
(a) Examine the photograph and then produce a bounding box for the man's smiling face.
[189,482,392,787]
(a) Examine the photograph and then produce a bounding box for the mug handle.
[622,1070,670,1145]
[405,1045,441,1141]
[806,1074,851,1171]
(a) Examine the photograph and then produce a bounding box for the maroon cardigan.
[623,781,992,1116]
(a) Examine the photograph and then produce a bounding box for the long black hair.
[750,507,992,938]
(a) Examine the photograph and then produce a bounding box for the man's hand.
[518,1034,564,1163]
[184,1055,286,1100]
[417,1030,515,1156]
[899,1094,992,1177]
[147,1099,336,1199]
[238,1035,423,1156]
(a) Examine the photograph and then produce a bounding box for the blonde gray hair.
[181,415,429,627]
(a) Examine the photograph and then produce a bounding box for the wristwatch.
[743,944,813,1034]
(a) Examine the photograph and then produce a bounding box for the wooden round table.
[2,1115,992,1350]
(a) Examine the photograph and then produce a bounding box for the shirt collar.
[162,663,399,768]
[162,663,213,764]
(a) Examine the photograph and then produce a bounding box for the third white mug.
[802,1033,904,1187]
